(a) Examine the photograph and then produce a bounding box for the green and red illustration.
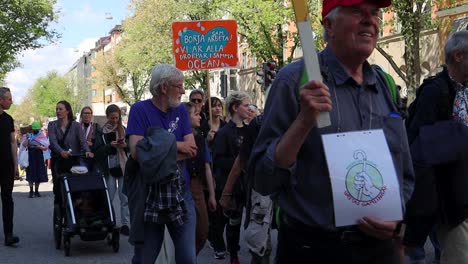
[344,150,387,207]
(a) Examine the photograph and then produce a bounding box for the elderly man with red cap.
[249,0,414,263]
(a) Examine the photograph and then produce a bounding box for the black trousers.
[51,156,79,206]
[50,157,62,206]
[277,213,400,264]
[0,163,14,237]
[211,189,242,256]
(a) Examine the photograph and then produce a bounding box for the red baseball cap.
[322,0,392,19]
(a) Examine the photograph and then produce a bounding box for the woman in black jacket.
[94,104,130,236]
[212,91,251,263]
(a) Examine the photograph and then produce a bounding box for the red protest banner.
[172,20,238,71]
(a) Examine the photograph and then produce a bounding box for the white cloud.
[71,4,103,24]
[77,38,98,53]
[5,38,98,103]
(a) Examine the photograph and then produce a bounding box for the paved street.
[0,173,438,264]
[0,173,277,264]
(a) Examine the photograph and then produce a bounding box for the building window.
[252,56,257,68]
[242,51,248,69]
[394,14,402,34]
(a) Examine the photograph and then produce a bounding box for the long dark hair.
[57,100,74,121]
[203,97,223,120]
[105,104,124,137]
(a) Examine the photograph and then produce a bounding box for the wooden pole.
[206,70,213,128]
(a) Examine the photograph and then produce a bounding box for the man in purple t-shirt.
[127,64,197,264]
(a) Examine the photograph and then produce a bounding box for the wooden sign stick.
[292,0,331,128]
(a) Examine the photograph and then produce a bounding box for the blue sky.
[6,0,131,102]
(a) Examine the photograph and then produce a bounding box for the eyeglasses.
[82,112,92,115]
[191,99,203,103]
[171,84,184,91]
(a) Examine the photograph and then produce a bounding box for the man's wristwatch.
[393,222,406,239]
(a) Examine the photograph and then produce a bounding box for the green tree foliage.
[93,0,181,105]
[94,0,224,101]
[95,0,324,99]
[0,0,60,81]
[9,94,35,126]
[216,0,323,68]
[93,49,149,106]
[377,0,436,103]
[30,71,73,118]
[218,0,293,67]
[175,0,225,91]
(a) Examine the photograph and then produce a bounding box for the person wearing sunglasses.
[189,89,205,117]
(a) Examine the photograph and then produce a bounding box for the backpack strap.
[374,67,398,105]
[298,65,399,106]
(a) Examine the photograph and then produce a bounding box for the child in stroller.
[73,191,104,227]
[54,171,119,256]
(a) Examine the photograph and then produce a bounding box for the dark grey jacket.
[125,127,178,244]
[136,127,178,184]
[405,121,468,246]
[48,120,90,156]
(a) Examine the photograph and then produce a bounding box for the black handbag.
[109,166,123,178]
[102,132,123,178]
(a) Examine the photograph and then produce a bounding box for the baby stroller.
[53,166,119,256]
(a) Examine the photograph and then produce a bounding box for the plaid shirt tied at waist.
[144,169,187,226]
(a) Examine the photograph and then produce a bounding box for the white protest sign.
[322,129,402,227]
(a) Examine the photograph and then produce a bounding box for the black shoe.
[35,191,41,197]
[28,191,34,198]
[120,225,130,236]
[4,235,19,246]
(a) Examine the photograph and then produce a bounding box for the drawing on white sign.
[344,150,387,207]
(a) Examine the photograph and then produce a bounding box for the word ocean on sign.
[172,20,238,71]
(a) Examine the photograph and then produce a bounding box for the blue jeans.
[133,186,196,264]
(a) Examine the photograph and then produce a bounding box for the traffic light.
[264,61,277,88]
[256,61,277,91]
[220,73,228,98]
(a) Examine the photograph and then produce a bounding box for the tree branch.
[376,45,407,84]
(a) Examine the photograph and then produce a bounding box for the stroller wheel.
[64,236,71,257]
[112,229,119,252]
[53,205,62,250]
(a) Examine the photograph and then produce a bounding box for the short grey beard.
[168,97,181,108]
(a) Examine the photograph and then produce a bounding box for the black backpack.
[405,71,453,130]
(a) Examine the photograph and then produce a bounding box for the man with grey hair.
[404,30,468,264]
[0,87,20,246]
[249,0,414,263]
[127,64,197,263]
[189,89,205,111]
[189,89,208,135]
